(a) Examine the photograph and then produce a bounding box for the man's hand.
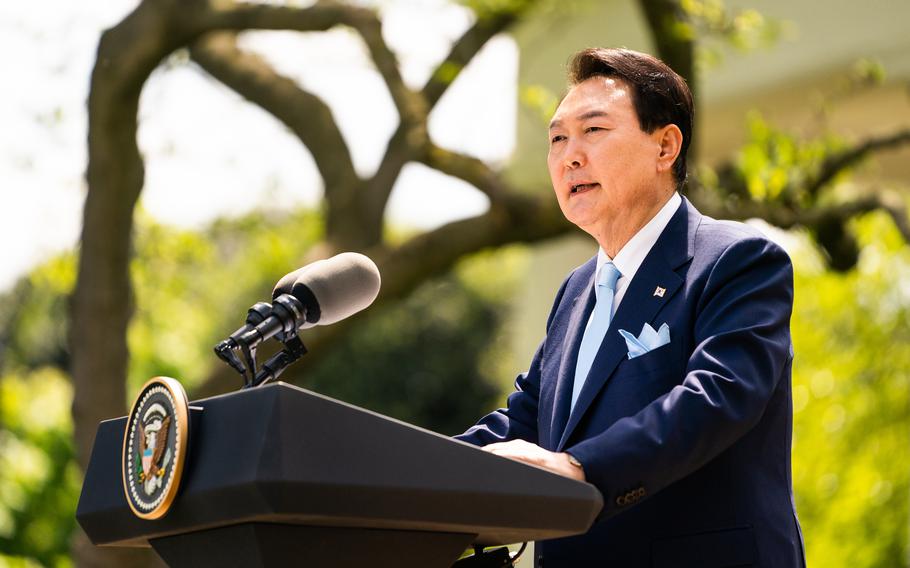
[482,439,586,481]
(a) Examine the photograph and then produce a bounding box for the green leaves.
[736,110,846,204]
[790,213,910,566]
[0,254,76,373]
[459,0,534,21]
[677,0,792,71]
[0,369,77,568]
[519,84,559,127]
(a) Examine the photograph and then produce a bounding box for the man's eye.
[550,135,566,144]
[586,126,604,133]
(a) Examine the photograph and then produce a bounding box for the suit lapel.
[549,269,596,450]
[556,199,698,451]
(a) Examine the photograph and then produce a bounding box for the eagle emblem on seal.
[137,406,172,494]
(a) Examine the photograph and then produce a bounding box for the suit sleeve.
[454,275,573,447]
[566,236,794,518]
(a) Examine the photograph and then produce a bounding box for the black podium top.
[77,382,602,547]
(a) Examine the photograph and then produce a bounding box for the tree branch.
[360,1,540,228]
[881,199,910,242]
[381,198,568,297]
[345,9,432,236]
[193,2,423,250]
[190,191,572,399]
[696,191,910,244]
[417,143,510,201]
[346,11,426,129]
[190,32,359,194]
[422,4,532,109]
[362,124,418,215]
[198,1,363,35]
[806,128,910,196]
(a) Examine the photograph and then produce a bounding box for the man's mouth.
[570,182,600,195]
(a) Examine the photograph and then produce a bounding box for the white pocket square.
[618,323,670,359]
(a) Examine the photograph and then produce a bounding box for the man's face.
[547,77,668,237]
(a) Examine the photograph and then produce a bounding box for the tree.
[69,0,910,566]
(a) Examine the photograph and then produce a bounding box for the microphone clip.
[213,295,309,389]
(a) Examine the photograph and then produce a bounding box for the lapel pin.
[653,286,666,298]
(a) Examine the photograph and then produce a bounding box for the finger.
[487,447,516,457]
[482,440,521,452]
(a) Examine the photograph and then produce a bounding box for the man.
[456,48,806,567]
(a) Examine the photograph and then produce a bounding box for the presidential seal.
[122,377,189,520]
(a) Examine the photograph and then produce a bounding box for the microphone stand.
[245,335,308,389]
[214,295,309,389]
[213,302,273,383]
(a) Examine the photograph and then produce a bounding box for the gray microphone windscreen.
[273,253,381,328]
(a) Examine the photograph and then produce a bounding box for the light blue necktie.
[570,262,622,411]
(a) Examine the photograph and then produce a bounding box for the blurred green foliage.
[0,255,75,373]
[0,257,80,566]
[677,0,794,71]
[0,369,77,568]
[789,212,910,566]
[736,110,847,203]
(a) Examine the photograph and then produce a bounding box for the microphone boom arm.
[213,295,309,388]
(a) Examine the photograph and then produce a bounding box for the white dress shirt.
[594,191,682,313]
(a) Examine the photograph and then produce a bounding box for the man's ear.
[654,124,683,174]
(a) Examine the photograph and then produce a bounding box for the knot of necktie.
[597,262,622,298]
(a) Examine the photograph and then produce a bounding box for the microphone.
[214,253,381,388]
[272,252,382,329]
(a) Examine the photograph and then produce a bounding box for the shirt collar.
[596,191,681,284]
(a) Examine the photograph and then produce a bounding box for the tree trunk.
[70,3,189,567]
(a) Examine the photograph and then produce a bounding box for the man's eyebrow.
[548,110,610,130]
[579,110,610,121]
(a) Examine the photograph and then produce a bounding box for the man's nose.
[564,140,585,169]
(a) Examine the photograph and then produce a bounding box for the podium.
[77,382,602,567]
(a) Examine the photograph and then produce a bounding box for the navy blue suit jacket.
[457,198,806,567]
